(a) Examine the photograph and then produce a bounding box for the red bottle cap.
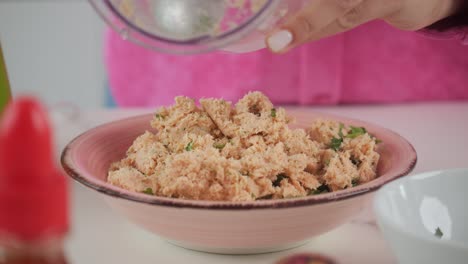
[0,97,68,242]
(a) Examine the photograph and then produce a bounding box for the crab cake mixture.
[108,92,381,201]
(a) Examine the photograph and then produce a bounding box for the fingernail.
[267,30,293,52]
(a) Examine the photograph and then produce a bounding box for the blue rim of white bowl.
[61,113,417,210]
[374,168,468,250]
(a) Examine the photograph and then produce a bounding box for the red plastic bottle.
[0,97,69,264]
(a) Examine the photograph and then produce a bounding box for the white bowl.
[374,168,468,264]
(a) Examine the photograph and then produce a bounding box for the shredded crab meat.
[108,92,381,201]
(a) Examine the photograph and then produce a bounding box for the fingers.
[304,0,396,43]
[266,0,364,53]
[385,0,457,31]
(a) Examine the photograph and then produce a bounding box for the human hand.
[266,0,463,53]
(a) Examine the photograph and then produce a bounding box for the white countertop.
[53,102,468,264]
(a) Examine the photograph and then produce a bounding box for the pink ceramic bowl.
[61,110,417,254]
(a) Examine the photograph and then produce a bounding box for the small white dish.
[374,168,468,264]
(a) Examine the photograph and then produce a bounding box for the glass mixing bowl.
[89,0,311,54]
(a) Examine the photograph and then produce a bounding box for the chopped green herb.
[257,194,274,200]
[271,108,277,118]
[351,178,359,187]
[325,159,331,166]
[370,134,383,144]
[310,185,330,195]
[338,123,344,138]
[185,141,194,151]
[154,113,164,120]
[346,126,367,139]
[251,194,256,200]
[330,137,343,151]
[435,227,443,238]
[142,188,154,195]
[273,173,288,187]
[213,142,226,149]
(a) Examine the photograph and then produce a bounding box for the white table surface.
[52,102,468,264]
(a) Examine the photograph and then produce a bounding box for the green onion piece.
[330,137,343,151]
[273,173,288,187]
[185,141,194,151]
[346,126,367,139]
[338,123,344,138]
[257,194,274,200]
[142,188,154,195]
[271,108,277,118]
[213,143,226,149]
[310,185,330,195]
[155,113,165,120]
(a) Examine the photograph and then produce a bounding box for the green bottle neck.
[0,43,12,114]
